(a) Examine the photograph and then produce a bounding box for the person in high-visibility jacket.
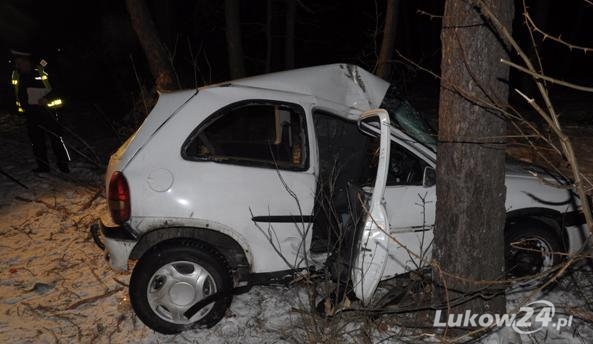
[11,49,70,173]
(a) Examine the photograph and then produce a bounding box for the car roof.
[203,63,390,113]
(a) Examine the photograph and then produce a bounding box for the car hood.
[505,158,568,183]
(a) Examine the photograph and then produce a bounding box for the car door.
[381,139,436,278]
[351,109,391,305]
[177,96,317,274]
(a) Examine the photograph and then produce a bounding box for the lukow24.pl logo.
[433,300,573,334]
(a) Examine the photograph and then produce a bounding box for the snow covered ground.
[2,111,593,343]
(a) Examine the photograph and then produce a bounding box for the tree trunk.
[376,0,401,79]
[152,0,173,50]
[225,0,246,79]
[433,0,514,323]
[284,0,296,69]
[125,0,177,91]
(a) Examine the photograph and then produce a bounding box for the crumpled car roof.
[227,63,390,112]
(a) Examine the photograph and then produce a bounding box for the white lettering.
[449,313,463,327]
[433,309,447,327]
[465,311,478,327]
[494,313,516,327]
[478,314,494,327]
[432,300,571,335]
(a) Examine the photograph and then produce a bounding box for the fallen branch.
[80,188,103,211]
[65,287,123,311]
[112,277,129,287]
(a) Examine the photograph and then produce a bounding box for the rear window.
[183,101,308,170]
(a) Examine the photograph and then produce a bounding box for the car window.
[184,102,308,170]
[367,140,427,186]
[389,101,437,152]
[313,111,374,187]
[387,142,427,185]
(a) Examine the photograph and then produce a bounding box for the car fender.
[129,217,253,281]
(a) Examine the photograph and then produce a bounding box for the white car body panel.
[380,126,586,277]
[122,87,322,273]
[382,184,436,277]
[231,64,389,111]
[101,64,587,303]
[352,109,391,304]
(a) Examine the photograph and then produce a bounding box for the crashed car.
[91,64,588,334]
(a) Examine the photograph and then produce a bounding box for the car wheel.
[129,241,232,334]
[505,219,564,279]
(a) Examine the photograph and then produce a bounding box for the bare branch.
[416,9,442,20]
[524,9,593,54]
[502,58,593,93]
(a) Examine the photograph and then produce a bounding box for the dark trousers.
[25,108,70,169]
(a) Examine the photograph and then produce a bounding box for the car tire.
[129,240,232,334]
[505,219,564,279]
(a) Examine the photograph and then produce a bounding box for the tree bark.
[284,0,296,69]
[225,0,246,79]
[125,0,177,91]
[376,0,401,79]
[433,0,514,322]
[152,0,173,50]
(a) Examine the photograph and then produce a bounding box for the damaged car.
[91,64,588,334]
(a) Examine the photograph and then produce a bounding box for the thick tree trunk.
[125,0,177,91]
[152,0,173,50]
[284,0,296,69]
[433,0,514,321]
[225,0,246,79]
[375,0,401,79]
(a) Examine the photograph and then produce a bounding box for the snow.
[2,112,593,343]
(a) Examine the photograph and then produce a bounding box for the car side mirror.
[423,166,436,188]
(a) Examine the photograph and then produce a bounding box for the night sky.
[1,0,592,119]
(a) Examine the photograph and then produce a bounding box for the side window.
[184,102,308,170]
[367,139,427,186]
[314,111,373,187]
[387,142,427,186]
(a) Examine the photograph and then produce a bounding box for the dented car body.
[92,64,588,333]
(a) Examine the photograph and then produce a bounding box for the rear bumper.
[90,220,137,271]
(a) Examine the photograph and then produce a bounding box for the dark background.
[1,0,592,122]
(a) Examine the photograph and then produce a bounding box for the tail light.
[108,171,131,224]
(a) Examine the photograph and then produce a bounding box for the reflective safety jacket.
[11,65,63,113]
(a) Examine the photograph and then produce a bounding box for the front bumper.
[90,220,137,271]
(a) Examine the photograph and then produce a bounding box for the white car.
[92,64,587,334]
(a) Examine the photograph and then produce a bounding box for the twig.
[64,287,123,311]
[112,277,129,287]
[524,10,593,54]
[80,188,103,211]
[416,9,442,20]
[42,327,58,344]
[501,58,593,93]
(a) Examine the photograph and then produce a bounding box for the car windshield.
[389,101,437,152]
